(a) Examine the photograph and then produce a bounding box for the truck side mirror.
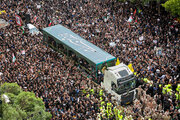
[111,82,116,91]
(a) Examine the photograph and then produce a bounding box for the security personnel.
[82,89,86,94]
[159,84,162,88]
[162,85,168,94]
[97,113,101,120]
[106,101,112,110]
[167,87,172,95]
[168,84,171,88]
[118,109,123,120]
[164,84,172,95]
[113,106,118,120]
[134,72,137,76]
[99,89,103,97]
[175,92,179,101]
[100,106,106,118]
[90,88,94,95]
[176,84,180,92]
[86,93,90,98]
[100,96,103,101]
[143,78,148,83]
[106,101,112,119]
[101,101,105,107]
[149,81,153,87]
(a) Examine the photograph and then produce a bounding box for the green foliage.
[4,93,17,104]
[2,104,21,120]
[15,91,44,112]
[118,0,166,6]
[27,106,52,120]
[162,0,180,16]
[0,83,52,120]
[0,82,22,95]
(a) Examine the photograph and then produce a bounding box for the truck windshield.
[116,79,136,95]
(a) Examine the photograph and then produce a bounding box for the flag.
[133,9,136,16]
[34,15,37,22]
[128,63,134,73]
[48,20,52,27]
[12,53,16,63]
[135,17,138,24]
[15,14,22,26]
[137,8,142,14]
[115,58,120,66]
[21,26,24,34]
[128,23,131,28]
[21,50,25,55]
[127,16,133,23]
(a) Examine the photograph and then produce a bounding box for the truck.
[42,24,136,105]
[101,63,136,105]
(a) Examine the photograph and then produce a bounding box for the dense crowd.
[0,0,179,119]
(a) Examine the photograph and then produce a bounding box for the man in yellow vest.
[162,85,167,94]
[86,93,90,98]
[100,106,106,118]
[101,101,105,107]
[113,106,118,120]
[118,109,123,120]
[176,84,180,93]
[134,72,137,76]
[175,92,179,101]
[167,88,172,96]
[143,78,148,83]
[90,88,94,95]
[99,89,103,97]
[106,101,112,119]
[106,101,112,110]
[82,89,86,94]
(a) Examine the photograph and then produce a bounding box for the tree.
[117,0,167,15]
[0,82,22,95]
[162,0,180,16]
[0,83,52,120]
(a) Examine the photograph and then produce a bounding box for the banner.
[0,10,6,14]
[15,14,22,26]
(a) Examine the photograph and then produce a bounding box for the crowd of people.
[0,0,179,119]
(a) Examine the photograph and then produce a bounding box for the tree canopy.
[0,83,52,120]
[162,0,180,16]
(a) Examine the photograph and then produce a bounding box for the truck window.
[118,70,128,77]
[48,36,56,47]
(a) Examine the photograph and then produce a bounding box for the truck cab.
[102,63,136,105]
